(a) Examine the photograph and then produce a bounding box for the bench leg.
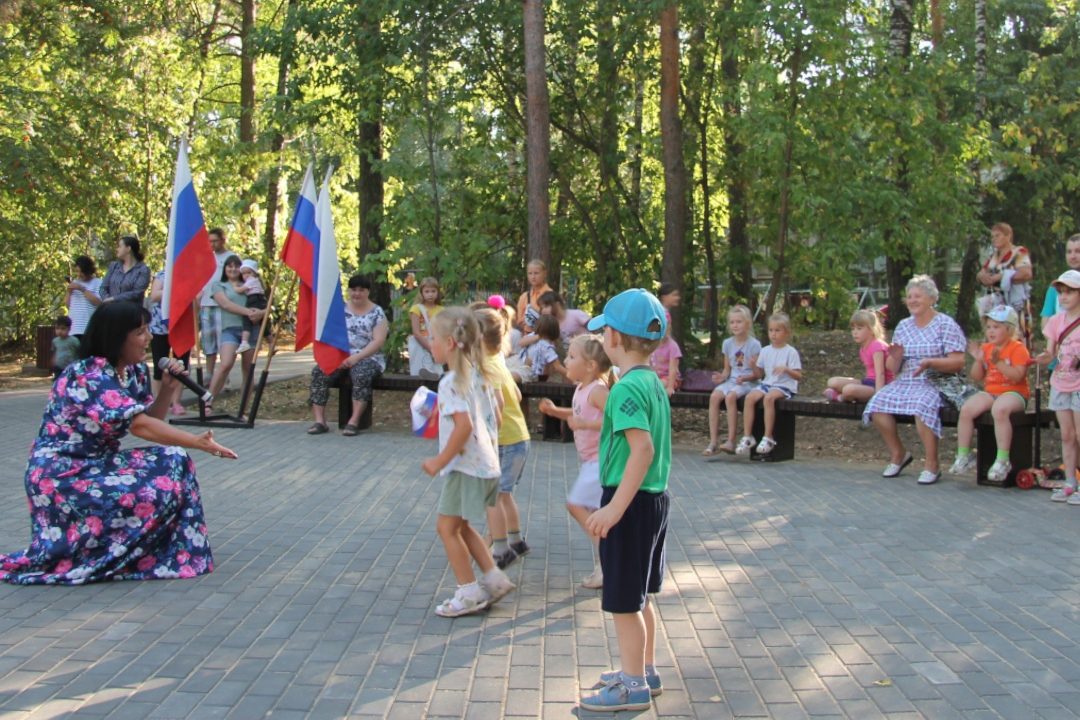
[976,422,1028,488]
[751,411,795,462]
[542,399,574,443]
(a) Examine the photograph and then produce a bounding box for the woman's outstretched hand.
[195,430,238,459]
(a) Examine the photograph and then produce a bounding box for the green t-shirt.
[599,366,671,494]
[210,281,247,330]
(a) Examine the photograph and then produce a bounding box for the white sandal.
[435,584,490,617]
[755,437,777,455]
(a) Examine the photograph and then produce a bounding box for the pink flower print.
[119,493,136,508]
[137,487,157,503]
[53,559,73,574]
[56,377,67,394]
[153,476,174,493]
[67,525,80,544]
[39,479,55,495]
[85,516,103,536]
[191,556,208,574]
[137,555,157,572]
[72,480,90,493]
[178,565,196,579]
[176,550,190,565]
[101,389,126,409]
[134,502,155,519]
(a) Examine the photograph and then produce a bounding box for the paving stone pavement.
[0,388,1079,719]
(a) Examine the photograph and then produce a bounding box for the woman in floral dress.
[864,275,966,485]
[307,274,389,436]
[0,303,237,585]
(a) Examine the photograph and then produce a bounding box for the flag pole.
[237,258,287,419]
[238,266,297,423]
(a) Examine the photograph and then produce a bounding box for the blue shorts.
[757,384,795,399]
[498,440,529,493]
[219,326,243,347]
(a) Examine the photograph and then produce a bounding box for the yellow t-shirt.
[491,354,530,446]
[408,303,443,335]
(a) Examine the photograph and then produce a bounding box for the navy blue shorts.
[599,486,669,614]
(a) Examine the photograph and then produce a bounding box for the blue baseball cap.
[587,289,668,340]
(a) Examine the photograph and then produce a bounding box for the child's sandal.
[701,444,718,457]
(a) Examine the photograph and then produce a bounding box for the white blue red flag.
[312,169,350,373]
[281,166,349,373]
[280,165,319,353]
[162,138,217,357]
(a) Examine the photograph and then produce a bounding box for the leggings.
[308,360,382,405]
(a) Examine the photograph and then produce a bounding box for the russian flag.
[312,169,350,373]
[163,139,217,357]
[280,165,319,352]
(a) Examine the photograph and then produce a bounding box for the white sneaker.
[1050,486,1076,502]
[735,436,755,456]
[987,458,1012,483]
[755,437,777,455]
[236,342,251,354]
[949,453,977,475]
[917,470,941,485]
[582,568,603,589]
[1068,492,1080,506]
[435,582,490,617]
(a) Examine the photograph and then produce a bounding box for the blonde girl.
[421,307,515,617]
[516,259,553,333]
[538,334,613,589]
[408,276,445,378]
[474,300,532,570]
[705,305,761,456]
[737,313,802,457]
[824,309,893,403]
[950,305,1030,482]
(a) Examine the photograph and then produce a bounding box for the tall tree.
[658,3,688,340]
[522,0,551,268]
[883,0,915,328]
[261,0,299,259]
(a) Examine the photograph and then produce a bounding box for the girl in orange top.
[950,305,1031,483]
[515,259,553,334]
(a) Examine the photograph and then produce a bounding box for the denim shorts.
[1050,388,1080,412]
[757,384,795,399]
[219,326,243,348]
[498,440,530,493]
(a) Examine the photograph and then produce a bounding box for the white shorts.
[712,379,755,398]
[567,459,602,509]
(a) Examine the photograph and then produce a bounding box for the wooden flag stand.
[171,264,292,430]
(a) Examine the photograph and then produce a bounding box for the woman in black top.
[101,235,151,305]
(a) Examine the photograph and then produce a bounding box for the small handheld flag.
[410,386,439,439]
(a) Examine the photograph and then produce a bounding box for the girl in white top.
[421,307,515,617]
[538,334,612,589]
[736,313,803,457]
[705,304,761,456]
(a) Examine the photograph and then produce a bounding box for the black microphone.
[158,358,213,403]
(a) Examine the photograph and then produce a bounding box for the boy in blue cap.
[579,288,671,712]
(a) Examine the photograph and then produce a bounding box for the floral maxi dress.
[0,357,213,585]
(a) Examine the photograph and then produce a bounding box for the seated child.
[408,276,445,378]
[236,259,267,353]
[507,314,566,382]
[824,309,893,402]
[649,334,682,396]
[705,305,761,455]
[736,313,802,457]
[950,305,1030,482]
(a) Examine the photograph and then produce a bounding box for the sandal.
[306,422,329,435]
[435,584,491,618]
[718,440,736,454]
[701,444,718,457]
[342,423,359,436]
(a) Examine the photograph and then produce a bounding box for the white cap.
[240,259,259,275]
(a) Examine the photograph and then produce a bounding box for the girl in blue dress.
[1,303,237,585]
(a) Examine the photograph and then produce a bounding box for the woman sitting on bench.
[863,275,966,486]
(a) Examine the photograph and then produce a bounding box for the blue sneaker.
[597,669,663,696]
[580,677,652,711]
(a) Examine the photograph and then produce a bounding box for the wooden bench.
[332,374,1053,488]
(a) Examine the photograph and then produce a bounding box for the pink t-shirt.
[559,309,591,347]
[859,338,894,383]
[572,379,604,462]
[1045,312,1080,392]
[649,337,683,380]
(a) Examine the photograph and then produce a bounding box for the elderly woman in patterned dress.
[864,275,967,485]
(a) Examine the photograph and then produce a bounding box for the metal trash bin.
[35,325,56,370]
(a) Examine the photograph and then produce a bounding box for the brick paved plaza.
[1,387,1079,719]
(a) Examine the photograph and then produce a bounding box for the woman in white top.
[66,255,102,337]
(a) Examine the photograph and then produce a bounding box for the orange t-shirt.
[981,339,1030,398]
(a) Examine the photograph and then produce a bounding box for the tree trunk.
[884,0,915,328]
[719,0,753,308]
[761,43,802,323]
[357,14,387,309]
[659,4,688,342]
[262,0,299,259]
[929,0,950,293]
[238,0,258,235]
[595,4,623,299]
[955,0,989,334]
[522,0,551,269]
[630,44,645,219]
